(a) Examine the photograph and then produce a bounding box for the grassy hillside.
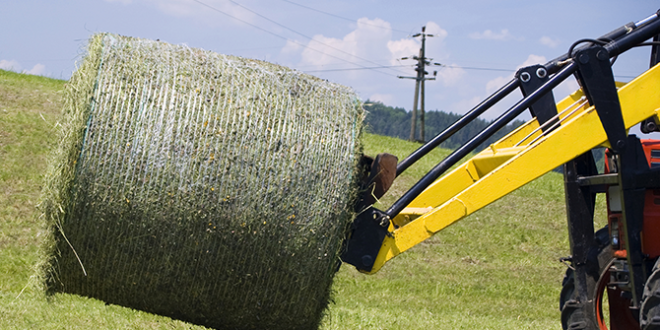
[323,134,609,329]
[0,69,608,329]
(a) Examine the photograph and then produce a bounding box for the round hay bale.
[40,33,363,330]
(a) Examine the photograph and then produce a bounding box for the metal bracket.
[650,33,660,68]
[341,207,390,272]
[564,150,600,314]
[517,64,559,131]
[616,136,652,306]
[573,46,628,154]
[640,33,660,134]
[358,153,398,210]
[572,44,650,307]
[577,173,618,194]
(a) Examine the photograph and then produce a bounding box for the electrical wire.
[305,63,518,73]
[514,97,588,147]
[633,41,660,47]
[191,0,407,77]
[12,58,72,62]
[439,64,515,73]
[225,0,410,75]
[277,0,412,35]
[566,38,622,66]
[304,65,412,73]
[220,46,284,52]
[567,38,608,57]
[293,56,406,69]
[307,63,524,74]
[190,1,557,78]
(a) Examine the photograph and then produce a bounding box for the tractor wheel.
[640,258,660,329]
[560,227,611,330]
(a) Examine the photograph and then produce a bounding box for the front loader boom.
[373,64,660,274]
[343,9,660,330]
[342,9,660,275]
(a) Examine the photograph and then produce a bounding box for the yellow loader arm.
[341,12,660,278]
[372,66,660,273]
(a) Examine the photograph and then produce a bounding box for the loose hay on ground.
[40,33,363,330]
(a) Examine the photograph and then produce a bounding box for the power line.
[191,0,403,77]
[225,0,409,76]
[220,46,284,52]
[192,1,287,42]
[614,75,640,79]
[294,56,411,68]
[12,58,72,62]
[440,65,515,73]
[278,0,412,35]
[304,65,412,73]
[399,27,436,142]
[304,63,517,74]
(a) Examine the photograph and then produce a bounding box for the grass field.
[0,69,608,329]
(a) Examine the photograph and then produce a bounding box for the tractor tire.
[560,227,611,330]
[640,258,660,329]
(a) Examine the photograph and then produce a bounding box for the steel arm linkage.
[342,10,660,274]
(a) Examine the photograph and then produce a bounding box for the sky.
[1,0,659,120]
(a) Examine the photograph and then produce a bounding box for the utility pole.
[399,26,437,142]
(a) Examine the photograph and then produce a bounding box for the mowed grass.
[1,69,608,329]
[0,69,205,329]
[320,135,592,330]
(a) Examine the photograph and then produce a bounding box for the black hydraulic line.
[545,23,635,74]
[605,16,660,58]
[545,11,660,74]
[396,78,519,176]
[385,61,578,218]
[637,10,660,28]
[394,11,660,178]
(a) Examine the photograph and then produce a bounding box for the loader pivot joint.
[516,64,558,131]
[342,207,390,272]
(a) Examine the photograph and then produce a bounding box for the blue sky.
[1,1,658,119]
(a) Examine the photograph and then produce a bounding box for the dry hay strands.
[40,33,364,330]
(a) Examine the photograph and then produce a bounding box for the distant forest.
[362,101,607,173]
[363,100,525,151]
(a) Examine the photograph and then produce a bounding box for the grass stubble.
[36,33,363,330]
[1,49,609,329]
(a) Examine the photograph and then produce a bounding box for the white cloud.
[281,39,303,55]
[0,60,46,76]
[474,54,550,118]
[0,60,47,76]
[118,0,258,27]
[391,21,449,62]
[387,39,418,65]
[518,54,547,69]
[279,18,458,111]
[368,93,394,105]
[387,21,449,65]
[25,63,46,76]
[448,96,482,114]
[293,18,452,76]
[469,29,517,41]
[103,0,257,27]
[539,36,560,48]
[436,64,465,87]
[424,22,448,40]
[556,78,580,100]
[0,59,21,72]
[486,76,511,95]
[485,54,548,93]
[298,17,392,72]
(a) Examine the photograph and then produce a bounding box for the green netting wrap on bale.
[40,33,363,330]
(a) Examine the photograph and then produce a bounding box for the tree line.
[363,100,525,151]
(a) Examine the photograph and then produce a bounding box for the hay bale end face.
[40,33,363,330]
